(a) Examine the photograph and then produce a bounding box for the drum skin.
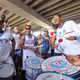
[36,72,75,80]
[0,63,15,80]
[41,56,80,76]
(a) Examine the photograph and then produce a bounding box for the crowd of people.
[0,12,80,80]
[0,12,56,80]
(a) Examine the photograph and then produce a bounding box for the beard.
[27,32,31,35]
[25,31,31,36]
[27,30,31,35]
[52,24,58,29]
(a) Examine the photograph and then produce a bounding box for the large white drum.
[36,72,75,80]
[0,39,12,62]
[0,63,15,80]
[25,56,44,80]
[41,56,80,76]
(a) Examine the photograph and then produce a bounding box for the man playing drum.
[20,24,37,70]
[0,13,15,80]
[0,13,14,64]
[52,14,80,66]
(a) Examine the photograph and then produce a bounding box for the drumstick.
[56,38,67,57]
[56,48,67,57]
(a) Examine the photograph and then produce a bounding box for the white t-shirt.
[55,20,80,55]
[77,24,80,30]
[12,33,21,49]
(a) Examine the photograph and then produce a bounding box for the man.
[12,26,21,56]
[0,13,16,75]
[20,24,37,70]
[52,14,80,66]
[12,26,22,79]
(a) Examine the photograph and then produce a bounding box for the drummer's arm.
[66,21,80,41]
[20,29,26,36]
[73,21,80,40]
[20,36,33,49]
[51,35,57,48]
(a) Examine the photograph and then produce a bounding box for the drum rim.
[0,63,15,78]
[69,70,80,77]
[41,56,54,69]
[35,71,75,80]
[41,56,65,66]
[41,56,70,71]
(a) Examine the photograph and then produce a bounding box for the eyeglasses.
[26,28,31,30]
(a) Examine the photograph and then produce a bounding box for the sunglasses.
[26,28,31,30]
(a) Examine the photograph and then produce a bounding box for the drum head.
[36,72,75,80]
[25,56,44,69]
[41,56,80,75]
[0,63,14,78]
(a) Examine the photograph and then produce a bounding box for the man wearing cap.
[52,14,80,66]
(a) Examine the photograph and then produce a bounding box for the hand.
[32,46,37,51]
[66,36,76,41]
[66,55,80,66]
[53,44,58,48]
[21,29,26,35]
[28,46,33,49]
